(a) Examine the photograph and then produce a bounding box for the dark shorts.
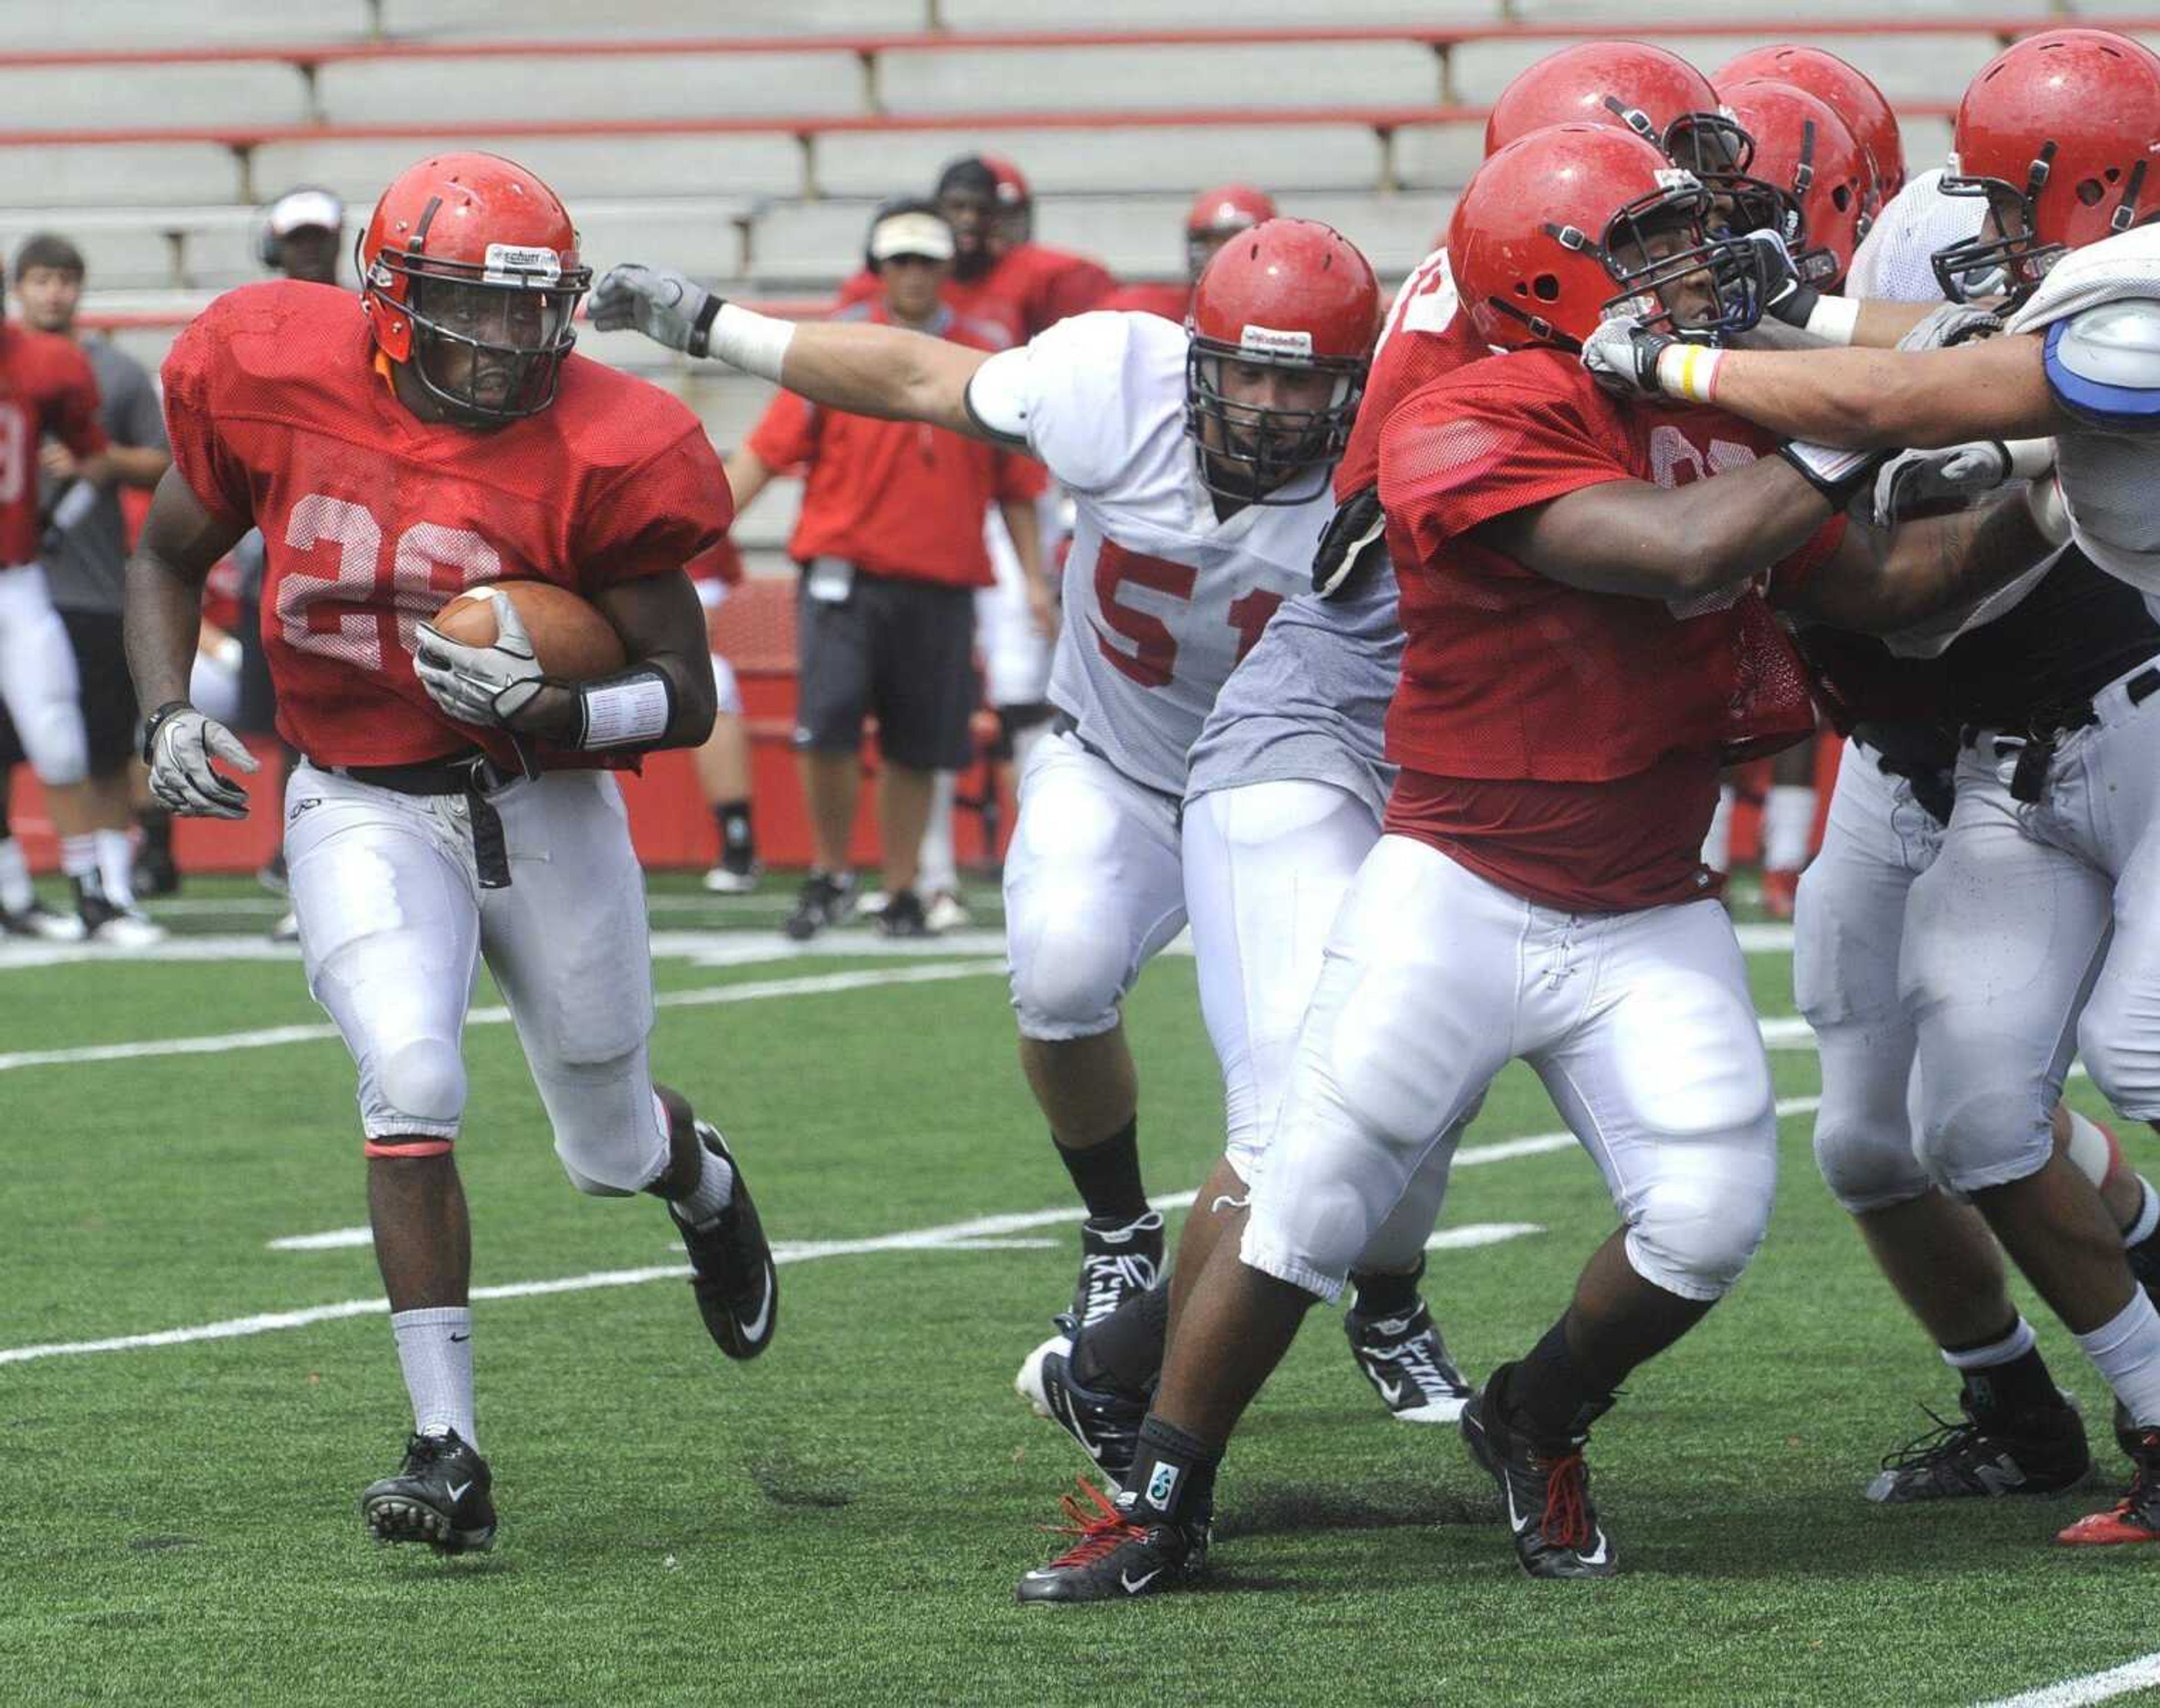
[0,607,137,775]
[794,566,978,772]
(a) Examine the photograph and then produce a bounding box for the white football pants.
[0,563,87,786]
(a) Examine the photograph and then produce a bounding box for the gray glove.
[413,592,547,729]
[1873,438,2054,524]
[143,703,259,820]
[1896,303,2002,353]
[1579,314,1677,401]
[589,263,721,356]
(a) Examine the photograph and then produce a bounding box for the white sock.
[1763,784,1817,872]
[675,1138,736,1227]
[1941,1315,2037,1372]
[94,828,136,910]
[59,832,98,882]
[392,1306,477,1448]
[1701,785,1734,874]
[916,770,958,897]
[2075,1290,2160,1428]
[0,837,32,913]
[2127,1178,2160,1249]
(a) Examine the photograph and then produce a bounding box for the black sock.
[714,800,754,869]
[1950,1337,2060,1421]
[1055,1117,1149,1224]
[1073,1281,1169,1396]
[1347,1258,1424,1321]
[139,807,173,856]
[1127,1414,1220,1523]
[1504,1315,1615,1449]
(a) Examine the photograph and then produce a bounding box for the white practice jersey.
[968,311,1329,797]
[1846,167,1988,303]
[2005,223,2160,600]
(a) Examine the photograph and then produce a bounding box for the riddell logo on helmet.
[1654,167,1703,192]
[1239,324,1314,356]
[482,242,563,284]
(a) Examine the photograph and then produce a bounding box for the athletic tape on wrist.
[708,302,795,381]
[2024,475,2072,546]
[1654,341,1725,404]
[1802,295,1862,346]
[578,671,673,749]
[2005,438,2056,481]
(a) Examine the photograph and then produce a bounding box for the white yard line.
[0,960,1002,1073]
[1977,1653,2160,1708]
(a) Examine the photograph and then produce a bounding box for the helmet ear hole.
[1532,273,1563,302]
[2077,178,2107,206]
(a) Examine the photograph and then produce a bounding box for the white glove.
[1579,314,1677,401]
[588,263,718,355]
[144,704,259,820]
[413,592,547,729]
[1873,439,2054,523]
[1895,302,2002,353]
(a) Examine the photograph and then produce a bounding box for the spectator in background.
[0,247,111,941]
[0,235,172,944]
[725,199,1047,940]
[1101,183,1278,322]
[258,185,345,286]
[693,534,760,893]
[838,155,1118,341]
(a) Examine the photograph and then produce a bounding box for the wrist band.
[2024,475,2072,546]
[1802,295,1862,346]
[1780,441,1881,509]
[141,699,191,766]
[1654,341,1725,404]
[577,668,674,750]
[2005,438,2057,480]
[707,302,796,382]
[686,294,723,359]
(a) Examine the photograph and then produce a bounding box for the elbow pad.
[2042,305,2160,432]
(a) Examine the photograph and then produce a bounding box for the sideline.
[1977,1653,2160,1708]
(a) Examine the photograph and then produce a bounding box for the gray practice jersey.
[1186,249,1468,816]
[42,337,166,614]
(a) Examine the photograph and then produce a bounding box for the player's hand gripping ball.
[415,583,626,731]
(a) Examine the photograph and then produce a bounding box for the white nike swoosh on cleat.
[1578,1530,1610,1567]
[1502,1480,1530,1535]
[1375,1378,1405,1407]
[446,1481,472,1503]
[736,1270,774,1343]
[1120,1568,1163,1593]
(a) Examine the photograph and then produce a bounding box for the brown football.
[433,581,627,681]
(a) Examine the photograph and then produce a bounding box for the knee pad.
[545,1055,669,1196]
[1918,1086,2055,1196]
[21,700,88,788]
[1624,1141,1776,1302]
[1812,1110,1932,1214]
[1008,912,1128,1041]
[369,1037,467,1135]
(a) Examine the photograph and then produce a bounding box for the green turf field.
[4,873,2155,1708]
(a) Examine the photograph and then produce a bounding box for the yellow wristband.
[1654,342,1725,404]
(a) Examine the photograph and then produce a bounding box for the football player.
[595,219,1415,1374]
[124,152,780,1555]
[1589,28,2160,1544]
[1007,122,2066,1601]
[1714,43,1906,217]
[1100,185,1278,323]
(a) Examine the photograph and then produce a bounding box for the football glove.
[1312,486,1387,598]
[1580,314,1682,401]
[1873,439,2055,524]
[142,702,259,820]
[1896,302,2003,352]
[414,592,552,730]
[589,263,723,357]
[1750,230,1821,331]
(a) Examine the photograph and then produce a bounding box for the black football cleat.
[1070,1212,1164,1331]
[361,1430,497,1556]
[132,844,181,899]
[782,871,854,942]
[1,898,83,941]
[1461,1368,1616,1579]
[875,888,932,938]
[671,1122,778,1360]
[1865,1391,2090,1503]
[1016,1323,1146,1490]
[1015,1478,1209,1605]
[1346,1302,1473,1424]
[2060,1427,2160,1545]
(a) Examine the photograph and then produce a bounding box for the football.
[432,581,627,681]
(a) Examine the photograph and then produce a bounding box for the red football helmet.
[359,151,590,423]
[1185,218,1379,504]
[1934,28,2160,300]
[1484,42,1720,158]
[1715,45,1904,209]
[1449,124,1769,352]
[1186,183,1277,278]
[1667,79,1871,289]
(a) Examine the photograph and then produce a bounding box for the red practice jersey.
[0,321,106,568]
[1336,250,1486,502]
[1379,347,1839,911]
[163,280,734,770]
[835,242,1117,342]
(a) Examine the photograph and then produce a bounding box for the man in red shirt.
[1011,123,2064,1601]
[123,151,778,1554]
[0,267,110,941]
[727,199,1047,939]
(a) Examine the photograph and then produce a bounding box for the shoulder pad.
[2044,302,2160,430]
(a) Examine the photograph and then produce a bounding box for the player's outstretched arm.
[1473,453,1843,604]
[125,465,260,818]
[591,264,992,440]
[1789,480,2068,635]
